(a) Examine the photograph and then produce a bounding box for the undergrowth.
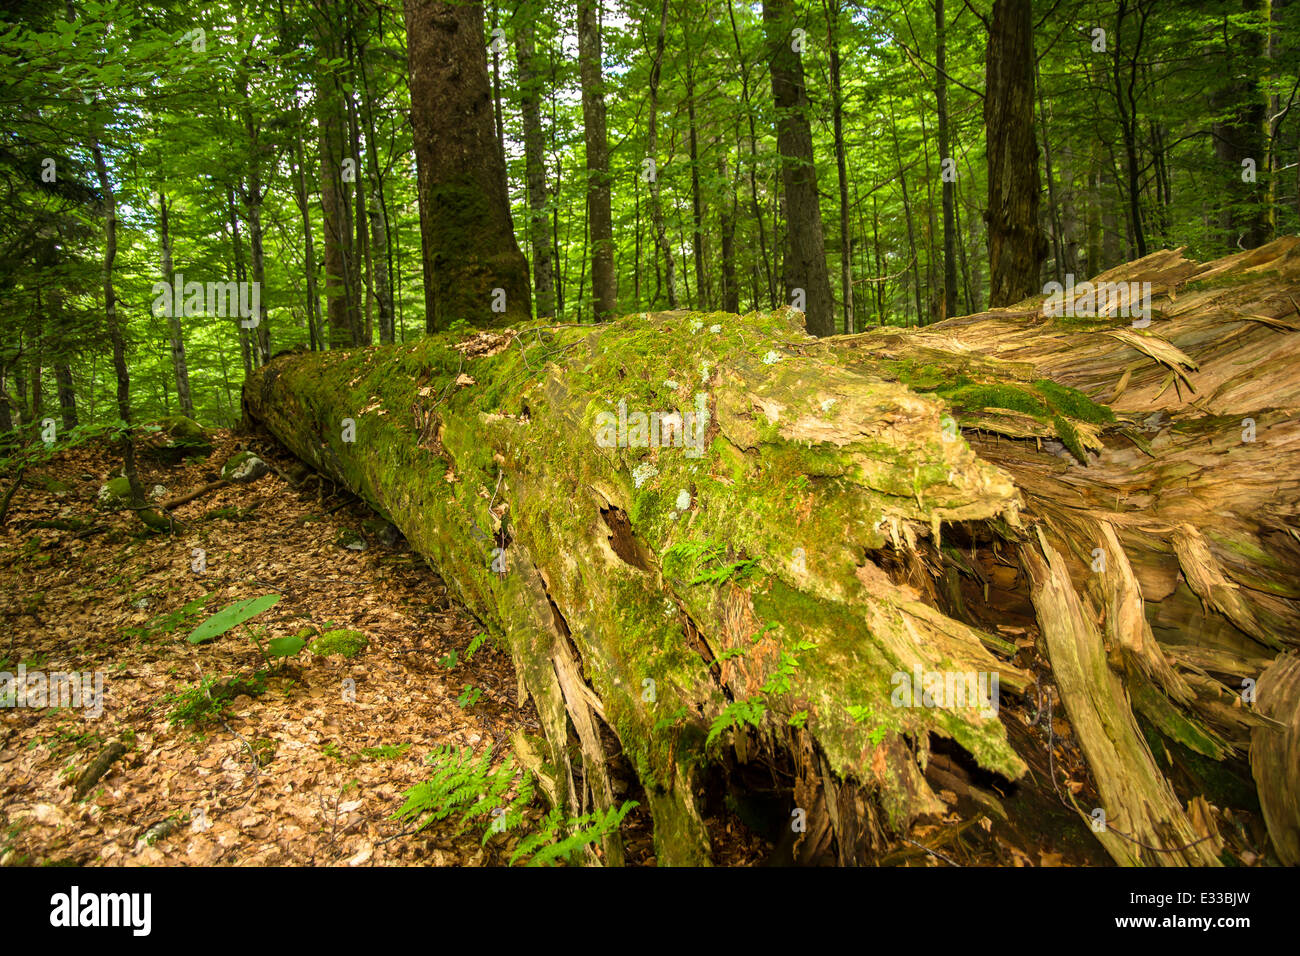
[393,745,637,866]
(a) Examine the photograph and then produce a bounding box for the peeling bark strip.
[247,240,1300,866]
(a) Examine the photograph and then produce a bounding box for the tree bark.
[763,0,834,337]
[646,0,677,310]
[93,141,167,533]
[984,0,1048,306]
[515,2,555,318]
[157,189,195,416]
[935,0,958,322]
[405,0,531,329]
[578,0,616,320]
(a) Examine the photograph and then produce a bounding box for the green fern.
[662,538,760,586]
[392,745,533,839]
[508,801,639,867]
[706,696,768,749]
[395,745,638,866]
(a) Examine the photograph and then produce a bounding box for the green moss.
[311,629,369,658]
[939,383,1049,418]
[1032,379,1115,424]
[1054,415,1089,464]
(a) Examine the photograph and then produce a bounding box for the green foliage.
[392,745,534,838]
[394,745,638,866]
[509,801,639,867]
[360,743,410,760]
[456,684,482,709]
[705,696,768,750]
[187,594,281,644]
[159,676,225,729]
[662,538,760,586]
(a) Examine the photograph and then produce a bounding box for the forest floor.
[0,428,1115,866]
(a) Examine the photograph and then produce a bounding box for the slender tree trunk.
[92,142,148,517]
[0,367,12,434]
[763,0,834,336]
[245,171,271,362]
[984,0,1048,306]
[358,38,395,344]
[404,0,531,329]
[157,189,194,416]
[686,51,708,310]
[826,0,853,333]
[888,94,923,325]
[516,3,555,317]
[719,149,740,314]
[317,40,354,348]
[55,364,77,431]
[727,0,774,309]
[935,0,958,321]
[225,186,253,375]
[578,0,616,320]
[646,0,677,308]
[1111,0,1148,258]
[290,112,322,352]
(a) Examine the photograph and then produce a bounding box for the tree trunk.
[515,3,555,318]
[935,0,957,322]
[984,0,1048,306]
[157,190,195,416]
[245,239,1300,867]
[404,0,531,329]
[718,149,740,314]
[55,363,77,431]
[686,50,708,311]
[578,0,616,321]
[646,0,677,310]
[826,0,853,333]
[763,0,834,337]
[93,141,167,532]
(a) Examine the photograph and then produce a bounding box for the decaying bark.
[246,238,1300,866]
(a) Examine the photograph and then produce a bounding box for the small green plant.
[393,745,534,842]
[160,677,226,729]
[509,801,639,867]
[439,649,459,669]
[456,684,482,709]
[465,632,488,660]
[662,538,760,586]
[310,628,369,658]
[706,697,768,749]
[361,743,411,760]
[247,626,306,671]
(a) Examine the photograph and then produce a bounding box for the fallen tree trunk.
[245,238,1300,866]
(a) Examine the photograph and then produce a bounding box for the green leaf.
[188,594,281,644]
[267,635,306,658]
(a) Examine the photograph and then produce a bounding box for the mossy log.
[245,238,1300,866]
